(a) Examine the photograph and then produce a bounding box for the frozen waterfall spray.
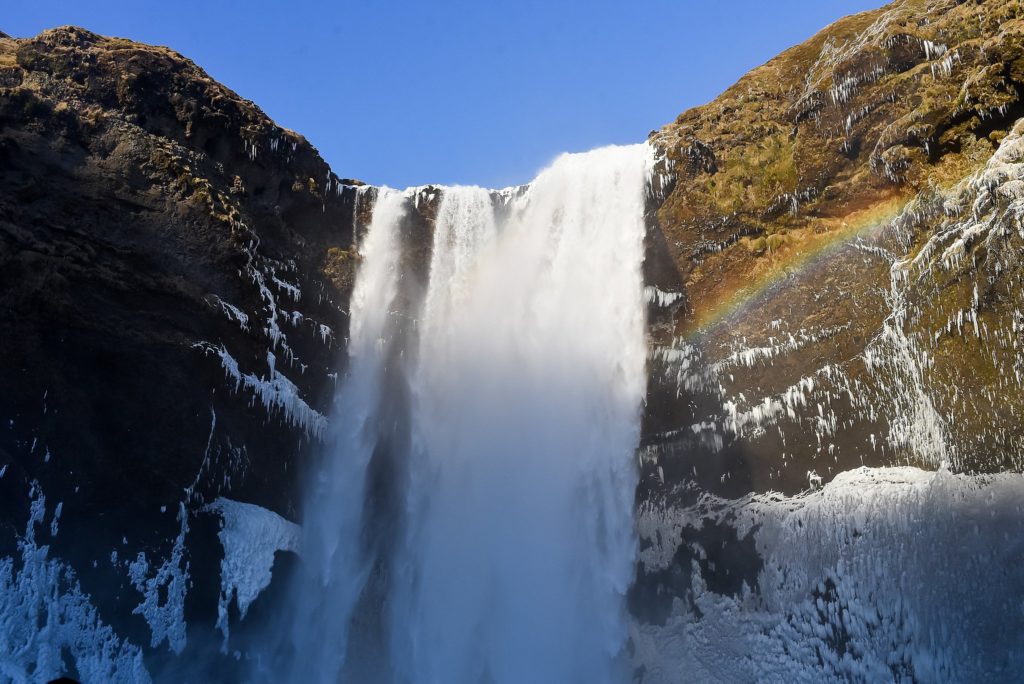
[283,144,653,682]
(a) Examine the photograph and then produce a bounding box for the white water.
[278,188,408,680]
[281,144,652,683]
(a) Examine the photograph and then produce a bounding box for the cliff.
[642,0,1024,498]
[634,2,1024,678]
[1,1,1022,680]
[0,25,365,666]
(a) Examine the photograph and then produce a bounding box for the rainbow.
[685,194,908,336]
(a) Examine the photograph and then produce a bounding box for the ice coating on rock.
[634,466,1024,682]
[0,488,150,683]
[207,498,300,641]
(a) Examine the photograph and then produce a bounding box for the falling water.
[280,144,653,683]
[276,188,408,681]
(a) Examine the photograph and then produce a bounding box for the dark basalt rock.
[0,26,363,662]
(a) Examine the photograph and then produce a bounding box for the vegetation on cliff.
[642,0,1024,499]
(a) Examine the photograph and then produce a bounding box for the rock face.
[1,1,1023,680]
[642,0,1024,497]
[0,26,366,674]
[634,1,1024,678]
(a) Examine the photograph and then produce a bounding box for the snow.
[49,502,62,537]
[196,342,327,439]
[127,502,189,655]
[634,467,1024,682]
[0,487,150,683]
[205,498,300,643]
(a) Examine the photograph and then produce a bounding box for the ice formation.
[195,342,327,439]
[127,503,189,655]
[634,466,1024,682]
[207,498,300,641]
[3,86,1022,684]
[0,488,150,683]
[645,119,1024,474]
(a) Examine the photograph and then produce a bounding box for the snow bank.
[206,498,300,642]
[635,467,1024,682]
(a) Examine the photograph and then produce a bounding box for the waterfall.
[281,144,652,683]
[277,188,409,680]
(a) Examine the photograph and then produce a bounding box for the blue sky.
[6,1,882,188]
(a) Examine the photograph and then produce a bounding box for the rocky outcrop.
[641,0,1024,499]
[0,26,367,670]
[634,2,1024,678]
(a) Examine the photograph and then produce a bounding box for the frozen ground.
[633,466,1024,683]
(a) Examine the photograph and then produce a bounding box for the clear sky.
[5,1,882,189]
